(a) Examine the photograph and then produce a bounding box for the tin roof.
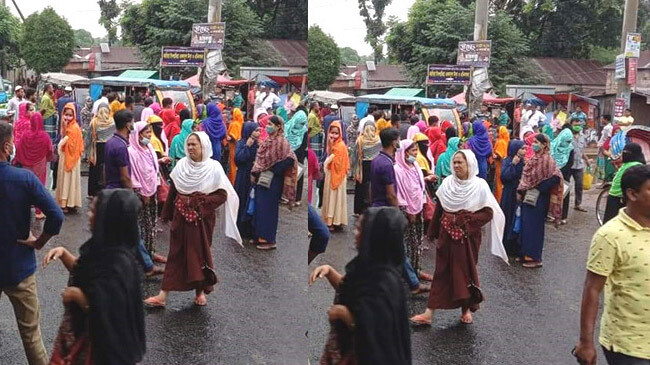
[358,64,409,82]
[604,50,650,70]
[265,39,308,67]
[530,58,606,86]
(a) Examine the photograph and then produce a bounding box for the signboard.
[625,33,641,58]
[628,57,638,85]
[191,22,226,50]
[614,98,627,117]
[615,54,626,79]
[457,40,492,68]
[426,64,471,85]
[160,47,205,67]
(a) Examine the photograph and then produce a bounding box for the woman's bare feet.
[194,291,207,306]
[153,253,167,264]
[460,309,473,324]
[144,292,167,307]
[410,308,433,326]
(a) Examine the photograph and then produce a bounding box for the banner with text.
[427,64,471,85]
[161,47,205,67]
[457,40,492,68]
[191,23,226,50]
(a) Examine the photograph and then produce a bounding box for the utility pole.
[201,0,226,99]
[617,0,638,112]
[467,0,490,117]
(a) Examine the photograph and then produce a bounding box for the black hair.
[179,109,191,121]
[101,87,111,96]
[0,121,13,147]
[427,115,439,126]
[400,113,408,122]
[107,93,116,103]
[390,114,400,124]
[270,115,282,126]
[561,123,573,131]
[625,108,632,112]
[410,115,419,125]
[445,127,457,141]
[373,111,383,120]
[162,97,173,107]
[621,164,650,204]
[310,102,319,111]
[24,87,36,99]
[368,105,377,113]
[134,93,143,103]
[125,96,134,107]
[296,105,307,114]
[380,127,400,148]
[622,142,646,164]
[144,97,154,107]
[416,140,428,156]
[535,133,549,145]
[114,110,133,130]
[603,114,611,122]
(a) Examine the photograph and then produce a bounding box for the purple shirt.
[370,151,396,207]
[104,133,131,189]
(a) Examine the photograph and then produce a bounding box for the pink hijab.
[258,114,272,142]
[13,102,32,146]
[140,107,154,122]
[150,102,162,116]
[393,139,425,215]
[416,121,428,133]
[407,125,419,140]
[14,112,52,167]
[128,121,160,197]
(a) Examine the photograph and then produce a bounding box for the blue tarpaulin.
[90,84,103,101]
[356,102,369,119]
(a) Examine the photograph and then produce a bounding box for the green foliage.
[20,7,75,74]
[0,5,22,70]
[340,47,362,65]
[245,0,307,40]
[308,25,340,90]
[120,0,277,76]
[74,29,97,47]
[358,0,392,63]
[98,0,121,45]
[589,46,619,64]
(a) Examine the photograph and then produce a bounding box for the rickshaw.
[595,125,650,225]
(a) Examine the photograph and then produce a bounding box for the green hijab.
[542,124,555,141]
[435,137,460,179]
[276,106,289,122]
[551,128,574,169]
[170,119,195,160]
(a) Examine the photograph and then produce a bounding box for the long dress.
[55,136,82,209]
[518,175,561,262]
[322,155,349,227]
[253,157,294,243]
[499,157,524,257]
[234,139,258,238]
[294,132,308,202]
[427,205,493,312]
[160,184,227,294]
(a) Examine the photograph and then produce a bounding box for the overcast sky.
[6,0,141,38]
[308,0,416,56]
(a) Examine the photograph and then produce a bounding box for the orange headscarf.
[228,107,244,141]
[61,103,84,172]
[326,121,350,190]
[375,118,391,135]
[494,126,510,160]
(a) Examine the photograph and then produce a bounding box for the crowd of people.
[308,99,650,365]
[1,81,308,365]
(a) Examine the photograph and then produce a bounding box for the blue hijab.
[202,103,226,159]
[468,121,492,157]
[240,122,259,143]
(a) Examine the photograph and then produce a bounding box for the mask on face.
[532,144,541,152]
[407,155,417,164]
[571,125,583,133]
[266,125,275,134]
[140,138,150,146]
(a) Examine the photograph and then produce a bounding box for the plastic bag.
[583,166,594,190]
[246,188,256,216]
[512,206,522,234]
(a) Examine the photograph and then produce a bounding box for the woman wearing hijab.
[412,133,431,174]
[353,121,381,216]
[251,116,298,250]
[202,102,227,162]
[517,134,563,268]
[416,120,428,133]
[227,107,244,184]
[440,120,453,135]
[140,98,155,122]
[493,126,510,202]
[322,121,350,231]
[150,102,162,116]
[55,103,84,213]
[551,126,575,224]
[410,150,507,326]
[394,139,432,281]
[499,140,526,257]
[129,121,163,262]
[467,120,493,180]
[375,116,391,135]
[603,143,646,224]
[346,114,360,148]
[87,104,115,196]
[234,122,260,238]
[44,189,146,365]
[434,137,460,183]
[80,96,93,159]
[144,132,241,307]
[13,102,32,146]
[258,113,272,143]
[308,146,319,205]
[445,126,458,143]
[285,105,309,204]
[310,207,412,365]
[462,121,472,138]
[147,115,167,156]
[523,130,537,159]
[169,119,195,167]
[426,127,446,164]
[14,112,54,219]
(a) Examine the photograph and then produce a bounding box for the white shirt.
[521,109,533,124]
[357,115,375,134]
[527,110,546,129]
[598,123,613,147]
[261,92,280,110]
[7,96,24,123]
[92,96,108,116]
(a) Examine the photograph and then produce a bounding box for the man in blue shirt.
[0,121,64,365]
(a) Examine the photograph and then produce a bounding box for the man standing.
[132,93,145,121]
[570,105,588,127]
[597,114,613,148]
[308,102,323,160]
[498,108,510,127]
[7,85,25,123]
[39,84,58,142]
[357,105,377,134]
[399,114,417,140]
[615,108,634,131]
[574,164,650,365]
[56,86,76,122]
[0,122,65,365]
[370,128,429,295]
[569,118,590,212]
[92,87,111,116]
[124,96,135,112]
[322,104,346,143]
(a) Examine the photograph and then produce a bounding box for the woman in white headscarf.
[410,149,507,326]
[144,131,241,308]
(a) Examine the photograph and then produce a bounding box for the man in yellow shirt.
[574,164,650,365]
[615,108,634,131]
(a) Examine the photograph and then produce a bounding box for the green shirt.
[609,161,643,197]
[40,93,56,119]
[308,111,322,138]
[498,113,510,126]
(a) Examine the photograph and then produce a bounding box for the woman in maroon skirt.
[144,131,241,307]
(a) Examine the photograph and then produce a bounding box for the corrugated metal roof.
[530,58,606,86]
[385,88,425,97]
[358,64,409,82]
[119,70,159,79]
[265,39,308,67]
[604,50,650,69]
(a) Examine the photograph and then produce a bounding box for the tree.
[74,29,96,47]
[21,7,75,74]
[265,0,307,40]
[308,25,340,90]
[0,5,22,74]
[386,0,542,94]
[121,0,278,77]
[98,0,121,45]
[340,47,361,65]
[358,0,392,63]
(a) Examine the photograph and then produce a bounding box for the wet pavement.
[1,175,308,365]
[309,183,605,364]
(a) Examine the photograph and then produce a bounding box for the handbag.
[257,170,274,189]
[157,175,169,203]
[50,334,92,365]
[523,188,540,206]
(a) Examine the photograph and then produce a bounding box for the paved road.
[1,175,308,365]
[309,183,605,364]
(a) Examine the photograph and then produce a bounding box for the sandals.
[460,313,474,324]
[145,266,165,277]
[409,314,432,326]
[410,284,430,296]
[153,254,168,264]
[522,261,543,268]
[418,272,434,282]
[194,295,207,306]
[574,206,587,212]
[256,243,277,251]
[144,296,166,308]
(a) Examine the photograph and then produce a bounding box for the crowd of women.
[308,104,638,364]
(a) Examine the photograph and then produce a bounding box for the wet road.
[1,174,308,365]
[309,184,605,364]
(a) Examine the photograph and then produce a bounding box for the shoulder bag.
[257,170,274,189]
